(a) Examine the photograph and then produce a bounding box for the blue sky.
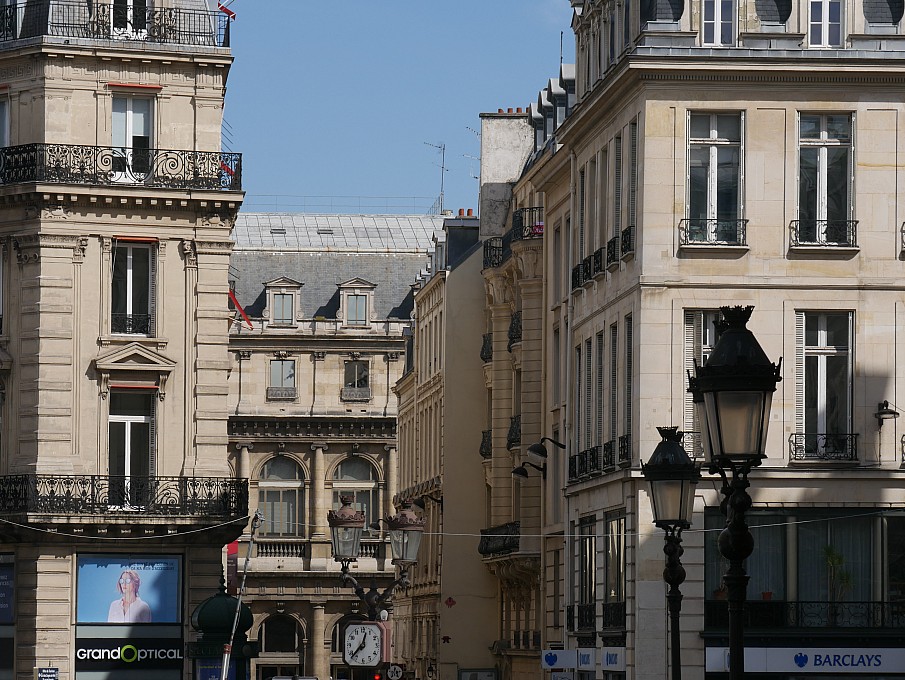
[224,1,575,214]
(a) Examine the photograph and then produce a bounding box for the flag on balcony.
[228,288,253,329]
[220,160,235,176]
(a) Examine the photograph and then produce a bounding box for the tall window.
[113,0,148,34]
[268,359,296,400]
[623,314,633,460]
[0,99,8,148]
[272,293,294,325]
[797,311,853,458]
[613,135,623,241]
[108,389,154,506]
[578,517,596,606]
[609,323,618,445]
[347,294,367,326]
[578,169,586,261]
[688,112,742,242]
[111,242,154,335]
[332,458,379,529]
[703,0,734,45]
[810,0,842,46]
[574,346,583,451]
[603,513,626,626]
[596,332,604,446]
[342,360,370,401]
[112,95,151,177]
[798,114,853,244]
[684,310,721,457]
[258,458,305,537]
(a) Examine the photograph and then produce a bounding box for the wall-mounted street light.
[512,461,546,479]
[526,437,566,459]
[327,496,425,620]
[876,400,900,426]
[642,427,700,680]
[413,493,443,510]
[691,305,781,680]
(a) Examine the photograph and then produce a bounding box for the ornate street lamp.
[327,497,425,621]
[693,305,781,680]
[641,427,700,680]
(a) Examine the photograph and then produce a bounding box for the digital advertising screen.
[76,555,181,624]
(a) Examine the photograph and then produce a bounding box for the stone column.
[385,444,398,510]
[234,443,252,480]
[311,600,327,680]
[311,443,328,538]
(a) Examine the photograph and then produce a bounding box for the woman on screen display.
[107,569,151,623]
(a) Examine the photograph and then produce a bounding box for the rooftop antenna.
[560,31,564,65]
[424,141,446,214]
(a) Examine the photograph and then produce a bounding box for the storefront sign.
[0,562,13,624]
[577,648,595,670]
[705,646,905,673]
[76,555,181,624]
[601,646,626,672]
[541,649,577,669]
[75,638,184,671]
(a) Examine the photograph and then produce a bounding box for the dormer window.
[338,278,376,329]
[263,277,303,328]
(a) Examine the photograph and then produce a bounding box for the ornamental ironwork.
[592,247,604,276]
[704,600,905,629]
[506,414,521,450]
[606,236,620,268]
[0,1,231,47]
[0,143,242,191]
[788,433,858,461]
[0,474,247,517]
[602,601,627,629]
[477,520,520,555]
[581,255,593,283]
[621,225,635,256]
[480,333,493,363]
[480,429,493,459]
[577,602,596,630]
[602,440,616,469]
[111,313,150,335]
[571,263,584,290]
[507,311,522,350]
[618,434,632,465]
[679,218,748,246]
[511,207,544,240]
[789,219,858,247]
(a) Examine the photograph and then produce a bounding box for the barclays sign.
[705,646,905,674]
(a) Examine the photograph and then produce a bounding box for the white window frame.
[111,241,155,336]
[809,0,843,47]
[797,113,854,243]
[108,389,155,508]
[687,112,744,241]
[702,0,735,45]
[112,95,153,182]
[112,0,149,38]
[258,457,305,538]
[271,293,294,325]
[683,309,721,458]
[346,294,367,326]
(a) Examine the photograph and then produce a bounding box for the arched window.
[332,458,379,529]
[261,615,301,653]
[258,457,305,537]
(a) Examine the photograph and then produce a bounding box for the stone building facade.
[0,2,247,680]
[226,212,442,680]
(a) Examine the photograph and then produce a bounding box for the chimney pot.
[516,107,523,113]
[467,208,474,217]
[498,108,504,113]
[508,108,514,113]
[458,208,465,216]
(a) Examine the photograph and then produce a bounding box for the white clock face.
[343,622,383,667]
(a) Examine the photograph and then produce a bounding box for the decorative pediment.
[264,277,303,288]
[337,278,376,290]
[93,343,177,400]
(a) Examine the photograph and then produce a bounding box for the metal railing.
[606,236,620,267]
[788,433,858,461]
[679,218,748,245]
[506,415,521,450]
[568,446,602,482]
[571,263,584,290]
[480,429,492,459]
[566,604,575,632]
[266,386,297,401]
[0,474,247,517]
[478,520,520,555]
[603,440,616,469]
[592,247,604,276]
[0,0,230,47]
[601,601,626,629]
[704,600,905,629]
[789,219,858,247]
[577,602,596,630]
[621,225,635,256]
[482,231,514,269]
[682,431,706,460]
[581,255,593,283]
[0,143,241,191]
[507,311,522,350]
[512,207,544,240]
[111,312,150,335]
[480,333,493,363]
[340,386,371,402]
[618,434,632,465]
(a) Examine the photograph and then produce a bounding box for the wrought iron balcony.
[480,429,493,459]
[704,600,905,629]
[480,333,493,363]
[789,219,858,247]
[0,474,247,518]
[0,143,241,191]
[592,247,604,276]
[577,602,596,630]
[0,0,231,47]
[566,604,575,632]
[483,237,503,269]
[266,386,297,401]
[603,440,616,469]
[621,225,635,256]
[111,312,150,335]
[340,386,371,402]
[682,431,706,460]
[571,263,584,290]
[618,434,632,465]
[507,311,522,350]
[478,520,520,556]
[602,601,626,629]
[606,236,620,268]
[506,414,521,450]
[512,206,544,240]
[679,218,748,246]
[788,433,858,461]
[568,446,602,482]
[581,255,593,283]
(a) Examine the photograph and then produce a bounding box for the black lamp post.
[692,305,781,680]
[641,426,700,680]
[327,496,425,620]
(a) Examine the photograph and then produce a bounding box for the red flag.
[218,3,236,19]
[220,160,235,176]
[228,288,253,329]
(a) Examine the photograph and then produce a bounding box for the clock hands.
[352,629,368,657]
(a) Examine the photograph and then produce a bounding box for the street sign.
[34,669,59,680]
[387,664,404,680]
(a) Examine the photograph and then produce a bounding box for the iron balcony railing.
[566,604,575,632]
[506,415,521,450]
[621,225,635,256]
[480,429,493,459]
[603,440,616,469]
[577,603,596,630]
[788,433,858,461]
[602,601,626,629]
[0,0,231,47]
[592,247,604,276]
[111,312,150,335]
[480,333,493,363]
[477,520,520,556]
[679,218,748,246]
[512,206,544,239]
[340,386,371,402]
[482,231,514,269]
[0,143,242,191]
[618,434,632,465]
[789,219,858,247]
[507,311,522,350]
[571,263,584,290]
[704,600,905,629]
[581,255,593,283]
[681,431,706,460]
[568,446,602,482]
[606,236,620,267]
[0,474,247,517]
[266,386,297,401]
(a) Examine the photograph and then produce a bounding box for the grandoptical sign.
[705,647,905,673]
[75,638,184,671]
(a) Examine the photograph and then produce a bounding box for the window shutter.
[149,396,157,477]
[585,338,592,449]
[610,324,618,441]
[148,244,157,337]
[614,136,623,237]
[624,314,633,439]
[795,311,805,433]
[629,120,638,228]
[683,311,701,433]
[596,332,604,446]
[579,169,586,258]
[739,112,746,217]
